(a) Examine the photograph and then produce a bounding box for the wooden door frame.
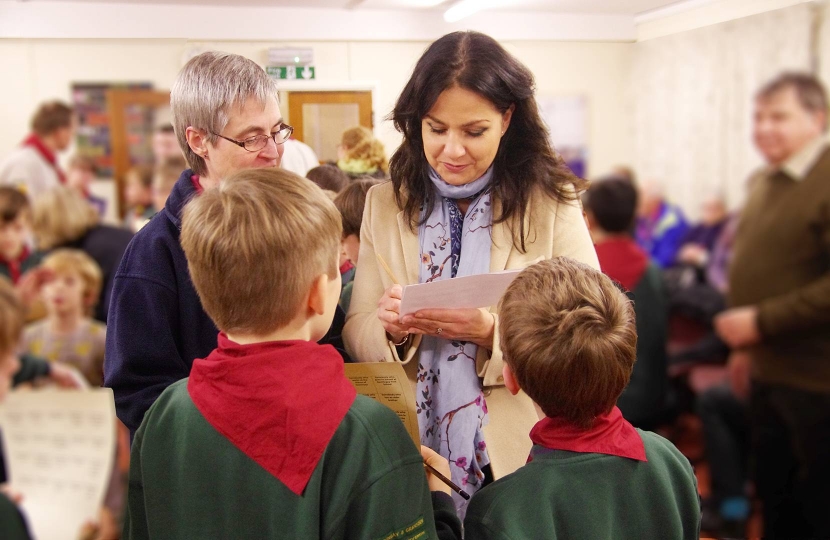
[278,81,379,135]
[106,89,170,219]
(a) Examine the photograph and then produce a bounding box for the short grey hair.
[171,51,278,176]
[757,72,828,132]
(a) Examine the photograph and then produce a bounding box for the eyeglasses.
[210,124,294,152]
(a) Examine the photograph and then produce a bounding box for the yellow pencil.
[376,253,401,284]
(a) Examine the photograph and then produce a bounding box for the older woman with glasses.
[105,51,348,439]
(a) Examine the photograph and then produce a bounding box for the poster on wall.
[72,83,152,178]
[537,96,589,179]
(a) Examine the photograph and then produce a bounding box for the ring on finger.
[436,327,443,335]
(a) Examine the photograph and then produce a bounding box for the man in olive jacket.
[716,73,830,539]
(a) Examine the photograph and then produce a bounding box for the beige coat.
[343,181,599,478]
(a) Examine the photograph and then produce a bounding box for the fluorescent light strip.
[444,0,485,22]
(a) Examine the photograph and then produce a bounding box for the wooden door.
[287,91,373,163]
[106,89,170,218]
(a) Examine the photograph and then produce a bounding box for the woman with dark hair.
[343,31,598,509]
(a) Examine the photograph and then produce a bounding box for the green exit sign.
[267,66,316,80]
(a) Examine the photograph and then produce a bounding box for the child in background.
[0,275,91,540]
[333,179,377,313]
[152,156,186,212]
[582,176,669,429]
[124,169,461,539]
[21,249,106,387]
[123,165,155,232]
[336,126,388,179]
[0,188,42,285]
[66,155,107,217]
[464,258,700,540]
[306,164,348,193]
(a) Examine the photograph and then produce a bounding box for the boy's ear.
[307,274,328,317]
[502,364,521,396]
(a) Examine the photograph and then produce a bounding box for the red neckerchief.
[188,334,356,495]
[22,134,66,184]
[595,238,648,292]
[0,246,31,284]
[339,260,354,275]
[529,407,647,462]
[190,174,204,194]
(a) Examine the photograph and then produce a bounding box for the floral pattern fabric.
[417,166,493,514]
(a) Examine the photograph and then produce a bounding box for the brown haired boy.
[151,156,186,212]
[123,166,155,232]
[124,169,461,539]
[333,178,378,313]
[0,101,75,201]
[0,188,43,285]
[464,258,700,539]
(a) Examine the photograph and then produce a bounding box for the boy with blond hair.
[464,258,700,539]
[124,169,460,539]
[21,249,106,386]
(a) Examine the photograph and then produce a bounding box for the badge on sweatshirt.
[375,515,428,540]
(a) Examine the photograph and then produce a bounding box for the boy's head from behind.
[0,277,23,401]
[582,176,638,236]
[334,178,378,265]
[307,164,349,193]
[0,187,31,261]
[41,249,103,318]
[181,168,342,342]
[499,258,637,428]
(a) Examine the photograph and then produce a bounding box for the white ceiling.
[24,0,683,15]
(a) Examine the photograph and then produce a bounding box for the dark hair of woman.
[388,30,586,251]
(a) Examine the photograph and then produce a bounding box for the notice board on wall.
[537,96,589,179]
[72,82,153,178]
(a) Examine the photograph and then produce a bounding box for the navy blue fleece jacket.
[104,170,349,437]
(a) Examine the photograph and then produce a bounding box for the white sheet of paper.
[0,389,116,540]
[399,269,522,318]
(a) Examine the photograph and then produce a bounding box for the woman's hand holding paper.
[402,307,495,350]
[377,284,410,344]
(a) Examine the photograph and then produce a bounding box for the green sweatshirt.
[0,494,30,540]
[12,354,51,387]
[124,379,458,539]
[463,430,700,540]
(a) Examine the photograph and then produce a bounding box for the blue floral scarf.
[417,166,493,513]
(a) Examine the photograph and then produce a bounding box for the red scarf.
[190,174,204,194]
[529,407,646,462]
[188,334,356,495]
[594,237,649,292]
[0,246,31,284]
[22,134,66,184]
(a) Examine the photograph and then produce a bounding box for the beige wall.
[821,1,830,93]
[0,38,634,182]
